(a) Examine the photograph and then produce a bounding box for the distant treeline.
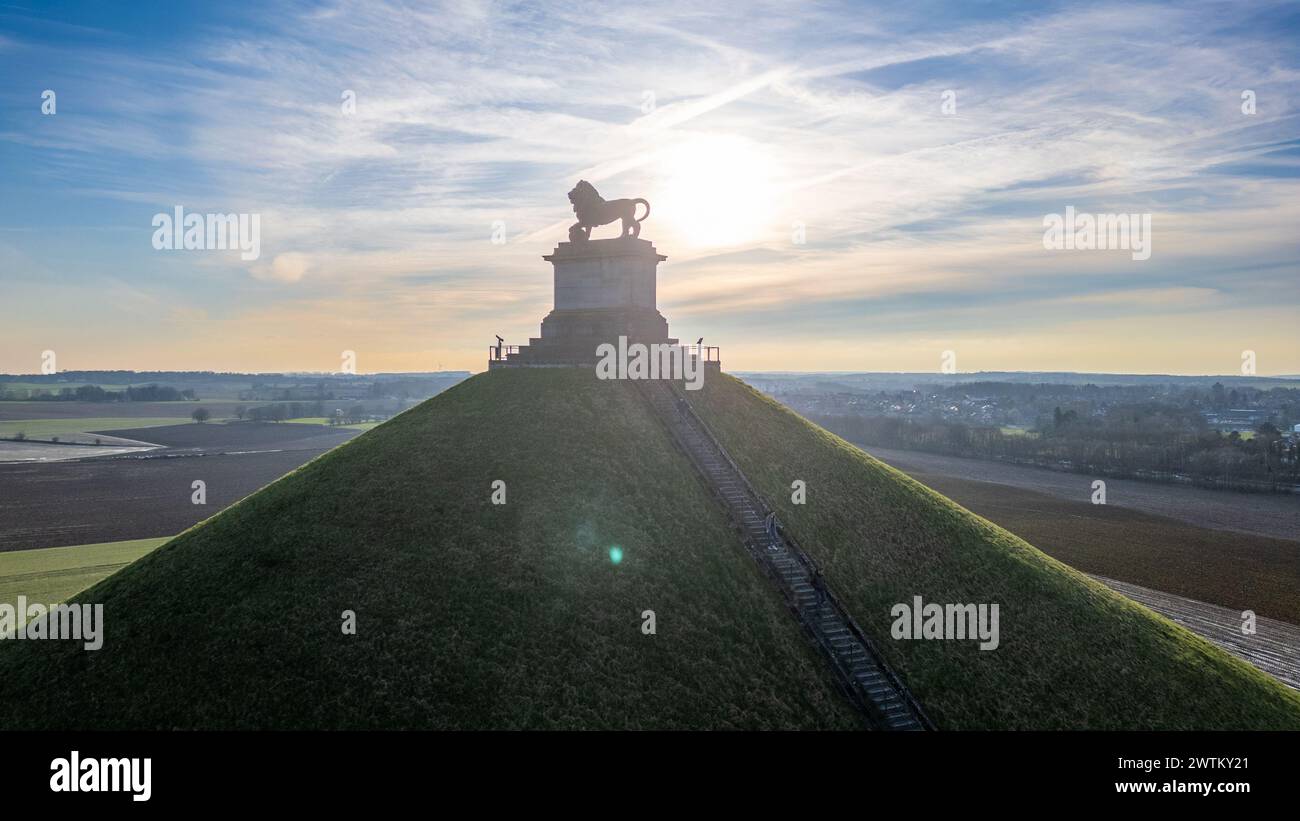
[0,370,467,385]
[236,402,370,425]
[240,376,462,402]
[1,384,197,402]
[813,411,1300,493]
[0,370,237,385]
[0,371,468,406]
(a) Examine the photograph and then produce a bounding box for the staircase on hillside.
[637,378,932,731]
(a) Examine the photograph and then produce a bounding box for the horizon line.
[2,369,1298,381]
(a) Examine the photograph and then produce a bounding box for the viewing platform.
[490,341,721,372]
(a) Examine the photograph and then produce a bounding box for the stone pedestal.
[548,236,663,310]
[494,237,677,367]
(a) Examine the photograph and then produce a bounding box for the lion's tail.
[633,198,650,223]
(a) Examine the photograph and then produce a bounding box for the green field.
[284,417,380,431]
[0,538,170,615]
[0,417,195,442]
[685,374,1300,730]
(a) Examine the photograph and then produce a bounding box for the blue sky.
[1,0,1298,374]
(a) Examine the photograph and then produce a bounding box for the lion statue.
[566,180,650,242]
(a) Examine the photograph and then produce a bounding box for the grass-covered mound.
[0,370,857,730]
[686,374,1300,730]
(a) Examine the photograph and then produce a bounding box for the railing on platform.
[490,341,715,366]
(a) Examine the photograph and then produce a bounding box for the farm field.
[867,452,1300,624]
[0,440,157,463]
[0,400,260,421]
[0,537,169,615]
[0,417,191,443]
[864,445,1300,542]
[0,422,362,551]
[105,421,359,450]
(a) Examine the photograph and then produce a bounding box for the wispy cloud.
[1,0,1297,373]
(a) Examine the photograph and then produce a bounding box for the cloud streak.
[1,0,1297,373]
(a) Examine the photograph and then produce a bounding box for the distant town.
[740,372,1300,493]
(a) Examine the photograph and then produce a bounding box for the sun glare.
[654,135,780,248]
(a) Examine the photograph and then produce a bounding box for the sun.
[653,134,780,248]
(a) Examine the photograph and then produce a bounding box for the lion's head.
[567,180,604,222]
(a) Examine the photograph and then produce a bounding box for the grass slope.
[0,370,856,730]
[686,374,1300,730]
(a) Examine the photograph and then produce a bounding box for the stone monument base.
[491,237,679,368]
